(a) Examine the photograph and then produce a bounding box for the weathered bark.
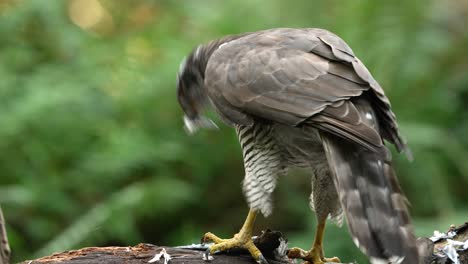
[19,244,286,264]
[20,230,292,264]
[17,224,468,264]
[0,206,10,264]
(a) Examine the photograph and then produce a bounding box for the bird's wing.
[205,30,404,153]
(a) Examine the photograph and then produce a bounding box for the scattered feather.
[202,252,214,261]
[148,248,172,264]
[275,237,288,258]
[176,243,210,250]
[443,241,459,264]
[440,238,468,264]
[430,230,456,242]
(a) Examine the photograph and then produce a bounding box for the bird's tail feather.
[321,133,419,264]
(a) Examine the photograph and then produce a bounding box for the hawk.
[177,28,419,264]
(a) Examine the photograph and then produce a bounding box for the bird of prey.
[177,28,419,264]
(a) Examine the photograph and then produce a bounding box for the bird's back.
[205,28,408,157]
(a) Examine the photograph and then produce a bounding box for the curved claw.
[287,246,340,264]
[202,232,224,244]
[324,256,341,263]
[202,249,214,262]
[287,247,309,259]
[257,254,269,264]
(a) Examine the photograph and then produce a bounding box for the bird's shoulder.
[208,28,356,62]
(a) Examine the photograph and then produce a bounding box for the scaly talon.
[288,247,310,259]
[202,232,225,244]
[201,210,266,263]
[288,246,341,264]
[287,220,341,264]
[202,231,262,258]
[324,256,341,263]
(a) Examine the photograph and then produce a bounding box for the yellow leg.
[202,209,267,263]
[288,220,341,264]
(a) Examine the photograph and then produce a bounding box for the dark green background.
[0,0,467,263]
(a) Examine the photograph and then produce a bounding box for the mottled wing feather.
[307,99,386,154]
[207,46,366,121]
[206,43,378,152]
[205,28,407,154]
[319,98,419,263]
[313,30,407,154]
[321,143,419,262]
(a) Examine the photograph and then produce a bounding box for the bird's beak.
[183,115,218,134]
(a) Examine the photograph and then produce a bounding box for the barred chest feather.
[236,122,334,216]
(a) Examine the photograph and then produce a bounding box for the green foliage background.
[0,0,467,263]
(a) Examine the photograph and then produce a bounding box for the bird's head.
[177,45,217,134]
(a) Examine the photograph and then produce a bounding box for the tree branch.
[15,224,468,264]
[0,206,10,264]
[20,230,292,264]
[20,244,287,264]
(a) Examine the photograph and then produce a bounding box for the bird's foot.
[288,246,340,264]
[202,231,268,264]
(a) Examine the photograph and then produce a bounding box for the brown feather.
[308,98,386,154]
[204,28,409,156]
[321,131,419,263]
